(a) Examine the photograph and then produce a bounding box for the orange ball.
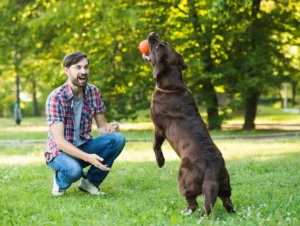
[139,40,149,54]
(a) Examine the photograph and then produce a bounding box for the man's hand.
[85,154,111,171]
[106,121,120,132]
[94,113,120,135]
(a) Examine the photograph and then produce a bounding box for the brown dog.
[142,32,235,217]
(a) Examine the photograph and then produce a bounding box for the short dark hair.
[62,51,89,68]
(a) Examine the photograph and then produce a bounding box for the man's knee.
[117,132,126,146]
[64,163,82,182]
[112,132,126,151]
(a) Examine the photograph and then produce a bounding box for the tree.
[0,0,299,128]
[0,0,37,124]
[222,0,300,130]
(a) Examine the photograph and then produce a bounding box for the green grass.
[0,139,300,225]
[0,107,300,225]
[228,105,300,124]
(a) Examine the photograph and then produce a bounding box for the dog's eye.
[157,43,167,49]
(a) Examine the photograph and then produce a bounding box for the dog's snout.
[149,32,156,36]
[148,32,160,41]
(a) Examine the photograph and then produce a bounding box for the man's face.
[64,58,89,88]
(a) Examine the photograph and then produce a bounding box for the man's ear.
[64,67,69,76]
[177,54,188,70]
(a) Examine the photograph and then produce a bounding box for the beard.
[70,73,88,88]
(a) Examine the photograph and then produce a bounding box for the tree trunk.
[32,78,40,116]
[203,80,221,130]
[242,0,261,130]
[187,0,221,130]
[203,46,220,130]
[14,51,21,125]
[291,81,297,107]
[203,41,221,130]
[278,87,283,108]
[243,91,260,130]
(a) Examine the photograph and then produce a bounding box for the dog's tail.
[201,168,219,216]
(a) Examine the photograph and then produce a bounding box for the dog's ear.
[155,61,169,78]
[154,52,170,78]
[177,54,188,71]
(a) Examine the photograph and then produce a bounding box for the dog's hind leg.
[219,195,235,213]
[200,170,219,217]
[218,167,235,213]
[178,160,199,214]
[183,195,198,214]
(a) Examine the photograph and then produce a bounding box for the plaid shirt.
[45,82,106,162]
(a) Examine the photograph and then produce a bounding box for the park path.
[0,130,300,146]
[0,123,299,146]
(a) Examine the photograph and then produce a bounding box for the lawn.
[0,138,300,225]
[0,106,300,225]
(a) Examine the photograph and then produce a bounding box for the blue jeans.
[47,132,126,190]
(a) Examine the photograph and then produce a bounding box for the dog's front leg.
[153,128,165,168]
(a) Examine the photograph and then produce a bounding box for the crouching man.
[45,51,126,196]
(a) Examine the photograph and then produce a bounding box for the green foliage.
[0,0,299,127]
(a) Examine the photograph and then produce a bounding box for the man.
[45,51,126,196]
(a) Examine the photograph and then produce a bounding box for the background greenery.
[0,0,299,130]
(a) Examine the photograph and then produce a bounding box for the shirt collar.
[65,81,74,100]
[64,81,88,100]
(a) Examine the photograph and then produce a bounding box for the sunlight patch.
[1,127,48,132]
[0,156,42,165]
[119,149,178,162]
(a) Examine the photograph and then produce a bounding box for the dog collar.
[155,86,182,93]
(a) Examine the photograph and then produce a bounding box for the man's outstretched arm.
[50,122,110,171]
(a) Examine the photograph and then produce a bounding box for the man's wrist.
[83,153,89,162]
[99,127,107,135]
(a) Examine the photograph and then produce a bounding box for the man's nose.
[81,67,87,73]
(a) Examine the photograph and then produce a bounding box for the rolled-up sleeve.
[93,87,106,114]
[46,95,63,125]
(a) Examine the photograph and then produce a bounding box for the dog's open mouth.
[142,53,151,62]
[142,32,162,63]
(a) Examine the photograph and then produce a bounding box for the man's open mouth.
[78,76,87,82]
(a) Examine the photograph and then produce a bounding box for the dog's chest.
[151,93,180,114]
[150,92,193,126]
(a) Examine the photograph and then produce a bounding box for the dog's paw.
[224,203,235,213]
[228,207,235,213]
[154,149,165,167]
[156,156,165,168]
[181,209,193,216]
[157,160,165,168]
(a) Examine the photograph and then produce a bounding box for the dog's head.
[143,32,188,84]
